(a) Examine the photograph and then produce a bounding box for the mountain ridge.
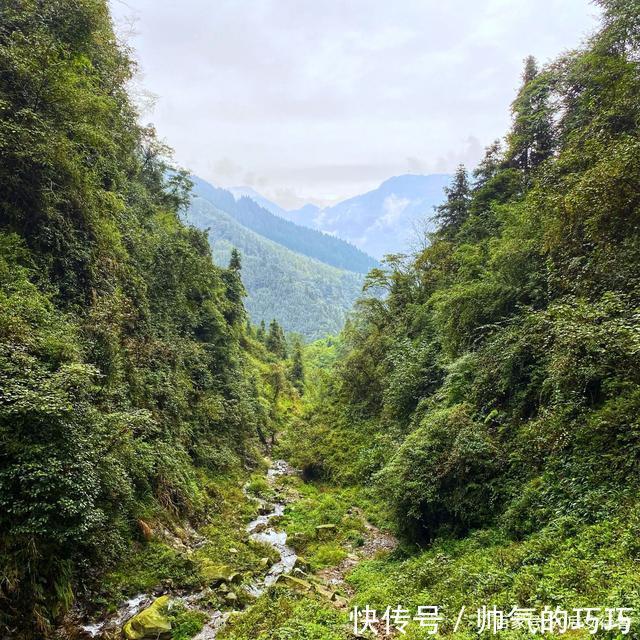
[192,176,377,274]
[225,173,451,259]
[186,195,364,339]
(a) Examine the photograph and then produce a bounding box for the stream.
[78,460,297,640]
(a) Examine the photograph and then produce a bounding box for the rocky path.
[316,512,397,597]
[74,459,398,639]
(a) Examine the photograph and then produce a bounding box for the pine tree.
[256,319,266,343]
[473,140,503,188]
[434,164,471,236]
[289,339,305,392]
[222,248,246,325]
[266,319,287,359]
[229,247,242,271]
[506,56,555,177]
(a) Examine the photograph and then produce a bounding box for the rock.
[200,563,242,586]
[312,584,334,600]
[259,557,270,568]
[275,574,313,593]
[137,519,153,541]
[122,595,172,640]
[225,592,238,603]
[315,524,337,538]
[251,522,268,534]
[217,583,229,594]
[228,547,239,554]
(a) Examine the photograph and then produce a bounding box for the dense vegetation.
[190,176,378,274]
[187,196,364,339]
[284,0,640,626]
[0,2,297,635]
[2,0,639,639]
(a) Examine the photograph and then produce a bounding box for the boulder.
[275,574,313,593]
[122,596,172,640]
[200,563,242,586]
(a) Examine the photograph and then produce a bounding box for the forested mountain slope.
[187,197,364,339]
[283,0,640,630]
[226,174,451,260]
[0,3,295,635]
[190,176,378,273]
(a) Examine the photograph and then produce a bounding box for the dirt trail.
[316,507,398,597]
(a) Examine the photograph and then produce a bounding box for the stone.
[259,557,270,568]
[225,592,238,602]
[200,563,242,586]
[122,595,172,640]
[275,574,313,593]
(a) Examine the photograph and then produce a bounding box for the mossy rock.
[200,562,241,586]
[275,574,313,593]
[122,595,172,640]
[315,524,337,538]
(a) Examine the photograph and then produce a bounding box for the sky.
[109,0,601,209]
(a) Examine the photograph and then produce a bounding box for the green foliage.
[219,589,346,640]
[347,510,640,638]
[289,0,640,556]
[169,605,207,640]
[266,319,288,359]
[187,197,365,340]
[0,2,278,634]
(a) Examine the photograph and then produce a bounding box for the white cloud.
[109,0,600,206]
[378,195,411,228]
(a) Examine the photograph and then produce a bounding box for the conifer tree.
[506,56,555,176]
[266,319,288,358]
[256,319,266,342]
[289,339,305,392]
[434,164,471,236]
[229,247,242,271]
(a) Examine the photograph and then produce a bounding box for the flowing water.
[79,460,297,640]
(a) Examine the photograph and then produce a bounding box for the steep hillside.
[312,173,450,258]
[0,3,295,634]
[230,174,450,259]
[191,176,377,274]
[186,197,364,339]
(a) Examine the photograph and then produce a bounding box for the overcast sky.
[110,0,600,208]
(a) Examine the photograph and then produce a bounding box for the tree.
[229,247,242,271]
[256,320,266,343]
[266,319,288,359]
[434,165,471,236]
[505,56,555,176]
[289,339,305,392]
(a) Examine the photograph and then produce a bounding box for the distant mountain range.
[185,173,449,338]
[230,174,451,259]
[194,177,377,274]
[186,178,367,339]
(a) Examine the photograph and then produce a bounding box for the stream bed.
[78,460,297,640]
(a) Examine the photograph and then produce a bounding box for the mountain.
[192,176,377,273]
[231,174,450,259]
[186,196,364,339]
[311,174,450,259]
[228,185,289,218]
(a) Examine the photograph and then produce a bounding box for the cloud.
[109,0,600,206]
[377,195,411,228]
